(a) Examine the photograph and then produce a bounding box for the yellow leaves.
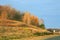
[0,5,40,27]
[23,12,31,24]
[22,12,39,25]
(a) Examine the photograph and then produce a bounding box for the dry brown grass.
[18,35,60,40]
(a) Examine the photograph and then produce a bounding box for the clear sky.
[0,0,60,28]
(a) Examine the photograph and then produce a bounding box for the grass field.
[19,35,60,40]
[0,26,59,40]
[0,35,60,40]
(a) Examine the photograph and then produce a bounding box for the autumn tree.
[31,16,39,26]
[0,5,45,29]
[22,12,31,24]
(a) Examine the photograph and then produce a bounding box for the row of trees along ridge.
[0,5,45,29]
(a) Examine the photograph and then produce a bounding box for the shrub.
[38,24,45,29]
[33,32,44,36]
[33,32,53,36]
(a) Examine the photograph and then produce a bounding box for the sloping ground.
[0,19,47,40]
[19,35,59,40]
[0,26,47,35]
[0,19,47,33]
[0,19,26,26]
[0,26,47,40]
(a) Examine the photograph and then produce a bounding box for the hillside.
[0,26,47,40]
[0,5,47,40]
[0,5,45,29]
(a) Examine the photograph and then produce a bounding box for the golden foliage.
[23,12,31,24]
[0,5,44,27]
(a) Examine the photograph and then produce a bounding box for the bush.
[33,32,44,36]
[33,32,53,36]
[38,24,45,29]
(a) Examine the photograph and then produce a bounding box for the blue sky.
[0,0,60,28]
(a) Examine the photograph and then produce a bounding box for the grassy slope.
[20,35,59,40]
[0,20,47,40]
[0,26,47,40]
